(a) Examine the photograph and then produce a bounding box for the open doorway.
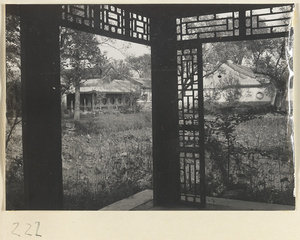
[59,27,152,210]
[5,14,153,210]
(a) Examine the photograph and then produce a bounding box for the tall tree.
[126,54,151,78]
[6,14,21,79]
[247,38,292,111]
[60,27,107,120]
[6,13,22,148]
[107,59,131,80]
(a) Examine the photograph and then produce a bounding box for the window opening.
[202,38,294,206]
[176,4,294,208]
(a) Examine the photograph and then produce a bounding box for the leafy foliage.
[60,27,107,119]
[6,14,22,148]
[6,14,20,81]
[106,59,131,80]
[126,54,151,78]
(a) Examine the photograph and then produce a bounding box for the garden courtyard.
[6,102,295,210]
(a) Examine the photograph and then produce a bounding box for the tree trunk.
[74,83,81,120]
[274,90,287,112]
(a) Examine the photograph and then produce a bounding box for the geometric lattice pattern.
[62,5,95,27]
[177,48,202,203]
[129,12,151,41]
[176,11,240,41]
[61,5,151,43]
[180,152,201,203]
[246,5,294,35]
[177,49,199,127]
[100,5,126,35]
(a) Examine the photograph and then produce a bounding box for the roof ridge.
[225,61,255,78]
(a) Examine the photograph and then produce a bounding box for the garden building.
[203,60,275,104]
[63,77,151,112]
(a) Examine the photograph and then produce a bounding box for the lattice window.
[62,5,95,27]
[177,11,239,41]
[99,5,126,35]
[129,12,150,41]
[177,48,202,203]
[178,49,199,126]
[245,5,293,35]
[180,152,201,203]
[61,5,151,43]
[179,130,200,148]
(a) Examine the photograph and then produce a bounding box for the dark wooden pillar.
[83,98,86,112]
[91,93,95,112]
[151,12,180,206]
[20,5,63,209]
[239,9,246,37]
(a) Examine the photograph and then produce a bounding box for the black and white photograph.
[4,4,295,212]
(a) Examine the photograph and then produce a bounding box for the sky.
[96,35,151,60]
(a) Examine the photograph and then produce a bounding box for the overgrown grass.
[205,112,294,205]
[235,115,288,152]
[6,112,153,210]
[62,112,153,210]
[6,106,294,209]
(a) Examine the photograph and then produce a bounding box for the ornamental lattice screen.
[177,48,205,205]
[60,4,151,45]
[176,4,293,207]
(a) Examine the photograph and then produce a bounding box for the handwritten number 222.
[12,222,42,237]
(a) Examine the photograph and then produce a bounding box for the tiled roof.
[226,61,256,78]
[204,61,272,88]
[128,77,151,88]
[68,78,138,94]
